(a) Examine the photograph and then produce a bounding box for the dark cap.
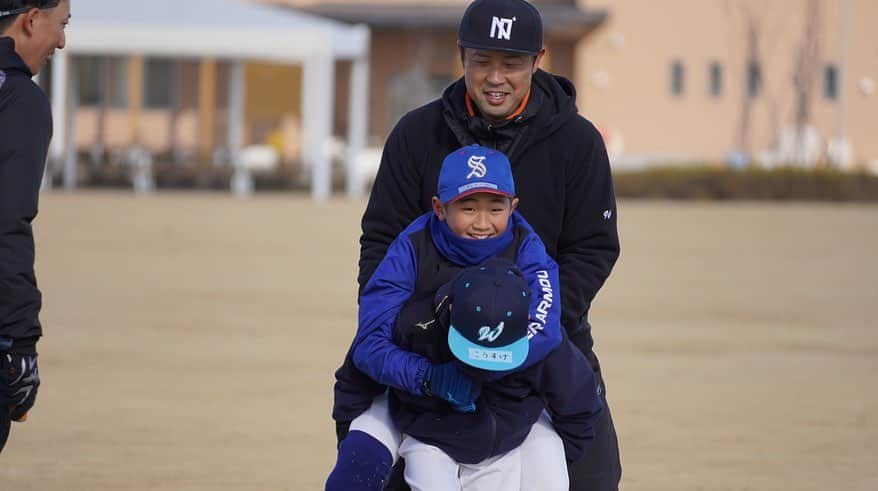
[0,1,61,19]
[447,258,531,372]
[458,0,543,56]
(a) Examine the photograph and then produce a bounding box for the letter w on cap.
[478,322,505,343]
[490,16,515,41]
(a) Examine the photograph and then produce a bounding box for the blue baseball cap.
[447,259,530,372]
[437,144,515,204]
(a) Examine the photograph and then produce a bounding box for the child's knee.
[325,430,393,491]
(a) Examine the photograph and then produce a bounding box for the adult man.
[334,0,622,488]
[0,0,69,452]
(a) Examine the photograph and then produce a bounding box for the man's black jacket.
[0,37,50,354]
[358,69,620,356]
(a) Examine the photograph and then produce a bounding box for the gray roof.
[66,0,369,61]
[298,2,606,40]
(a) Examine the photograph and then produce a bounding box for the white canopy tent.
[52,0,371,199]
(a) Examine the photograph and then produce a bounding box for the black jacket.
[358,70,620,356]
[0,37,50,354]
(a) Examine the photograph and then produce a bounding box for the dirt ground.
[0,192,875,490]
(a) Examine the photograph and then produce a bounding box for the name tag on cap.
[468,348,514,363]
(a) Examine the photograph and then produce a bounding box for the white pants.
[400,435,521,491]
[349,391,403,462]
[348,393,568,490]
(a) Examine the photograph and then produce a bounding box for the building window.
[824,64,838,100]
[670,60,684,96]
[708,61,722,97]
[76,56,128,108]
[747,60,762,98]
[144,58,175,109]
[108,58,129,108]
[76,56,102,106]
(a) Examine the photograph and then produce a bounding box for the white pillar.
[63,56,77,190]
[302,50,335,201]
[49,49,68,189]
[228,60,251,196]
[33,71,50,191]
[63,77,77,190]
[346,25,371,199]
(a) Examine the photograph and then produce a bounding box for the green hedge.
[613,167,878,202]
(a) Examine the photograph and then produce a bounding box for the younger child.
[391,259,603,490]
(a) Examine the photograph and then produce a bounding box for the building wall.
[350,28,568,141]
[577,0,878,167]
[73,58,306,163]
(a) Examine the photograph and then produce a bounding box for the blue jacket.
[350,211,563,396]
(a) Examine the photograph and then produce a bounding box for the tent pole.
[49,49,69,189]
[346,25,370,200]
[229,60,251,196]
[303,49,335,201]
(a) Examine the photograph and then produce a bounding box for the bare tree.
[728,0,821,167]
[756,5,791,161]
[790,0,822,165]
[726,0,763,163]
[388,38,438,127]
[738,9,759,161]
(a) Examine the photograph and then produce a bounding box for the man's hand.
[1,352,40,422]
[424,362,480,413]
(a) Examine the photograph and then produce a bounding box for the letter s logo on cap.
[467,155,488,179]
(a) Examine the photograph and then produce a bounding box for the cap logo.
[477,321,505,343]
[490,16,516,41]
[467,155,488,179]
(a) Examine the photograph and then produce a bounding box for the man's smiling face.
[462,47,543,123]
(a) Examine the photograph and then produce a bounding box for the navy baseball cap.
[458,0,543,56]
[447,259,530,372]
[437,144,515,204]
[0,1,61,18]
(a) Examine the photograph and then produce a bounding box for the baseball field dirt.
[0,192,875,490]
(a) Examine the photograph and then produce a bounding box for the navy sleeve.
[352,229,432,395]
[557,121,620,343]
[536,335,603,462]
[357,117,424,295]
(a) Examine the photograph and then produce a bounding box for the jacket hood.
[440,69,579,153]
[529,69,579,140]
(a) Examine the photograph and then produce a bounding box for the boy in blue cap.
[326,145,602,490]
[392,260,603,490]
